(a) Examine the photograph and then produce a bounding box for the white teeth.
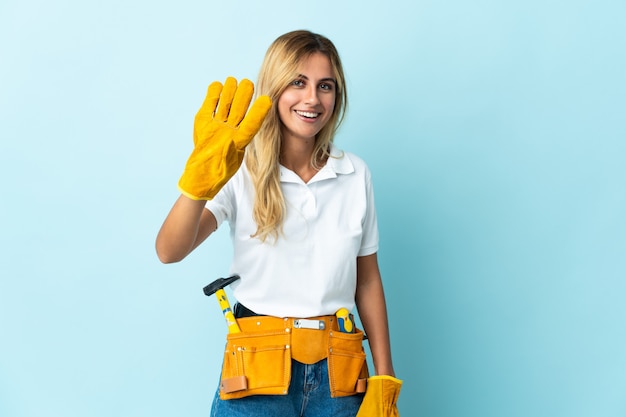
[296,110,319,118]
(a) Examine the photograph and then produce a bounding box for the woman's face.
[277,52,336,144]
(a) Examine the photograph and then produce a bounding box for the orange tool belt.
[219,315,369,400]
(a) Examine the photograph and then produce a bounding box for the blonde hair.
[245,30,348,242]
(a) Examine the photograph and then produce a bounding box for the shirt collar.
[280,144,354,184]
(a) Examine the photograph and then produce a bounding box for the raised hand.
[178,77,272,200]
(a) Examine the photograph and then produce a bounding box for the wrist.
[373,363,395,377]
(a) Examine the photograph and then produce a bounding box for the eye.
[290,79,305,87]
[319,82,333,91]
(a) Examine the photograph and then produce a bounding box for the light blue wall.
[1,0,624,416]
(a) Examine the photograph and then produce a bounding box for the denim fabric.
[210,359,363,417]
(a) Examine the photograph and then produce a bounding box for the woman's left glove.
[178,77,272,200]
[356,375,403,417]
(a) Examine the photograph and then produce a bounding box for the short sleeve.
[204,167,240,228]
[358,166,379,257]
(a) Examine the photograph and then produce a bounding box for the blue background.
[1,0,625,416]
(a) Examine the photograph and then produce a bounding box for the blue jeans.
[210,359,363,417]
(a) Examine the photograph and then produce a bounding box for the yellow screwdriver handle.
[215,288,241,333]
[336,308,355,333]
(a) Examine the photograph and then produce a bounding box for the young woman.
[156,30,399,417]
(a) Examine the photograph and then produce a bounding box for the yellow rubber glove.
[356,376,403,417]
[178,77,272,200]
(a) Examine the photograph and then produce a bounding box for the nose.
[303,85,320,105]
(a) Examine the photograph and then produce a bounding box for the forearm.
[155,194,216,263]
[355,254,396,377]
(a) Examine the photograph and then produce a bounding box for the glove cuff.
[177,183,209,201]
[370,375,403,385]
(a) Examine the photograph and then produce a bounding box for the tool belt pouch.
[328,328,369,398]
[219,324,291,400]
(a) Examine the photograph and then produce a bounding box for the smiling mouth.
[295,110,320,119]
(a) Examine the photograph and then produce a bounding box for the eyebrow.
[297,74,337,84]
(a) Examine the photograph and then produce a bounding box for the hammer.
[203,275,241,333]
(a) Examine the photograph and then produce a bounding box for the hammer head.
[203,275,241,296]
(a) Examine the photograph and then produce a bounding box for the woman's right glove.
[178,77,272,200]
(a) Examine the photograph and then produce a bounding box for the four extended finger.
[214,77,237,123]
[227,78,254,127]
[234,95,272,149]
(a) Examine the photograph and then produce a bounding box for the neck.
[280,138,326,183]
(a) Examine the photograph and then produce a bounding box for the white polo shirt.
[205,146,379,318]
